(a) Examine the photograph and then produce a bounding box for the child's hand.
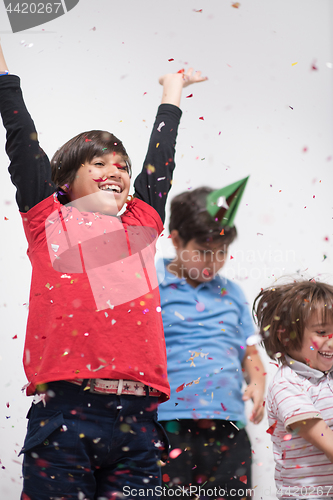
[159,68,208,107]
[242,382,265,424]
[159,68,208,88]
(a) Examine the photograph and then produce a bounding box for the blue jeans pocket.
[19,404,65,456]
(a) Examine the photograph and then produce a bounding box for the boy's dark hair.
[169,187,237,247]
[253,280,333,362]
[51,130,132,188]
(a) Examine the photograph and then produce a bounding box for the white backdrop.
[0,0,332,498]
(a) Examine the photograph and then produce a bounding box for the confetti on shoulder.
[175,311,185,321]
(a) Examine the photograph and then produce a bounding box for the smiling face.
[66,153,131,215]
[288,312,333,372]
[169,232,228,287]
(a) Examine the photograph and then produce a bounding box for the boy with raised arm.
[0,41,207,500]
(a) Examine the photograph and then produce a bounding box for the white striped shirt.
[267,356,333,499]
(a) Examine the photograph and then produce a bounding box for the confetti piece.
[199,116,204,120]
[231,2,240,7]
[193,9,203,12]
[291,62,298,66]
[283,434,292,441]
[186,94,193,98]
[266,420,277,435]
[175,311,185,320]
[168,58,174,62]
[221,403,227,411]
[93,177,107,182]
[240,475,247,484]
[169,448,182,459]
[12,335,17,340]
[146,164,156,174]
[289,106,293,110]
[162,474,170,482]
[157,121,165,132]
[220,229,224,235]
[156,143,160,148]
[230,255,234,260]
[4,216,9,220]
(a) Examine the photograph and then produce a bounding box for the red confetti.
[93,177,108,182]
[186,94,193,98]
[230,255,234,260]
[199,116,204,120]
[240,475,247,484]
[177,69,185,74]
[6,402,9,408]
[266,420,277,435]
[85,138,92,142]
[4,217,9,220]
[221,403,227,411]
[12,335,17,339]
[193,9,203,12]
[162,474,170,482]
[176,383,185,393]
[168,58,174,62]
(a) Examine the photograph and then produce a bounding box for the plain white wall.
[0,0,332,498]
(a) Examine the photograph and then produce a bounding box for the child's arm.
[134,68,207,224]
[242,345,266,424]
[289,418,333,463]
[0,40,56,213]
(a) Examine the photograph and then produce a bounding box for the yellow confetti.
[291,62,298,66]
[79,433,85,438]
[263,325,271,331]
[156,143,160,148]
[146,164,156,173]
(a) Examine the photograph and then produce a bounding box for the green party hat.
[206,176,249,227]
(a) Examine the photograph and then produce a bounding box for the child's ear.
[169,230,183,249]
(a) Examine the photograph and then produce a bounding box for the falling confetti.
[231,2,240,7]
[168,58,174,62]
[266,420,277,435]
[186,94,193,98]
[169,448,182,459]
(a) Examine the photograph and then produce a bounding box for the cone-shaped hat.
[206,176,249,227]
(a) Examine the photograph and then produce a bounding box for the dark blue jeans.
[20,381,168,500]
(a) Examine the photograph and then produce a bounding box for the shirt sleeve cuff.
[285,412,322,431]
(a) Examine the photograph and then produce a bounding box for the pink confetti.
[169,448,182,459]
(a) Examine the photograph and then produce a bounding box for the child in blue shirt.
[158,186,265,500]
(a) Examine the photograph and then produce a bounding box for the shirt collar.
[157,259,224,289]
[285,354,333,379]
